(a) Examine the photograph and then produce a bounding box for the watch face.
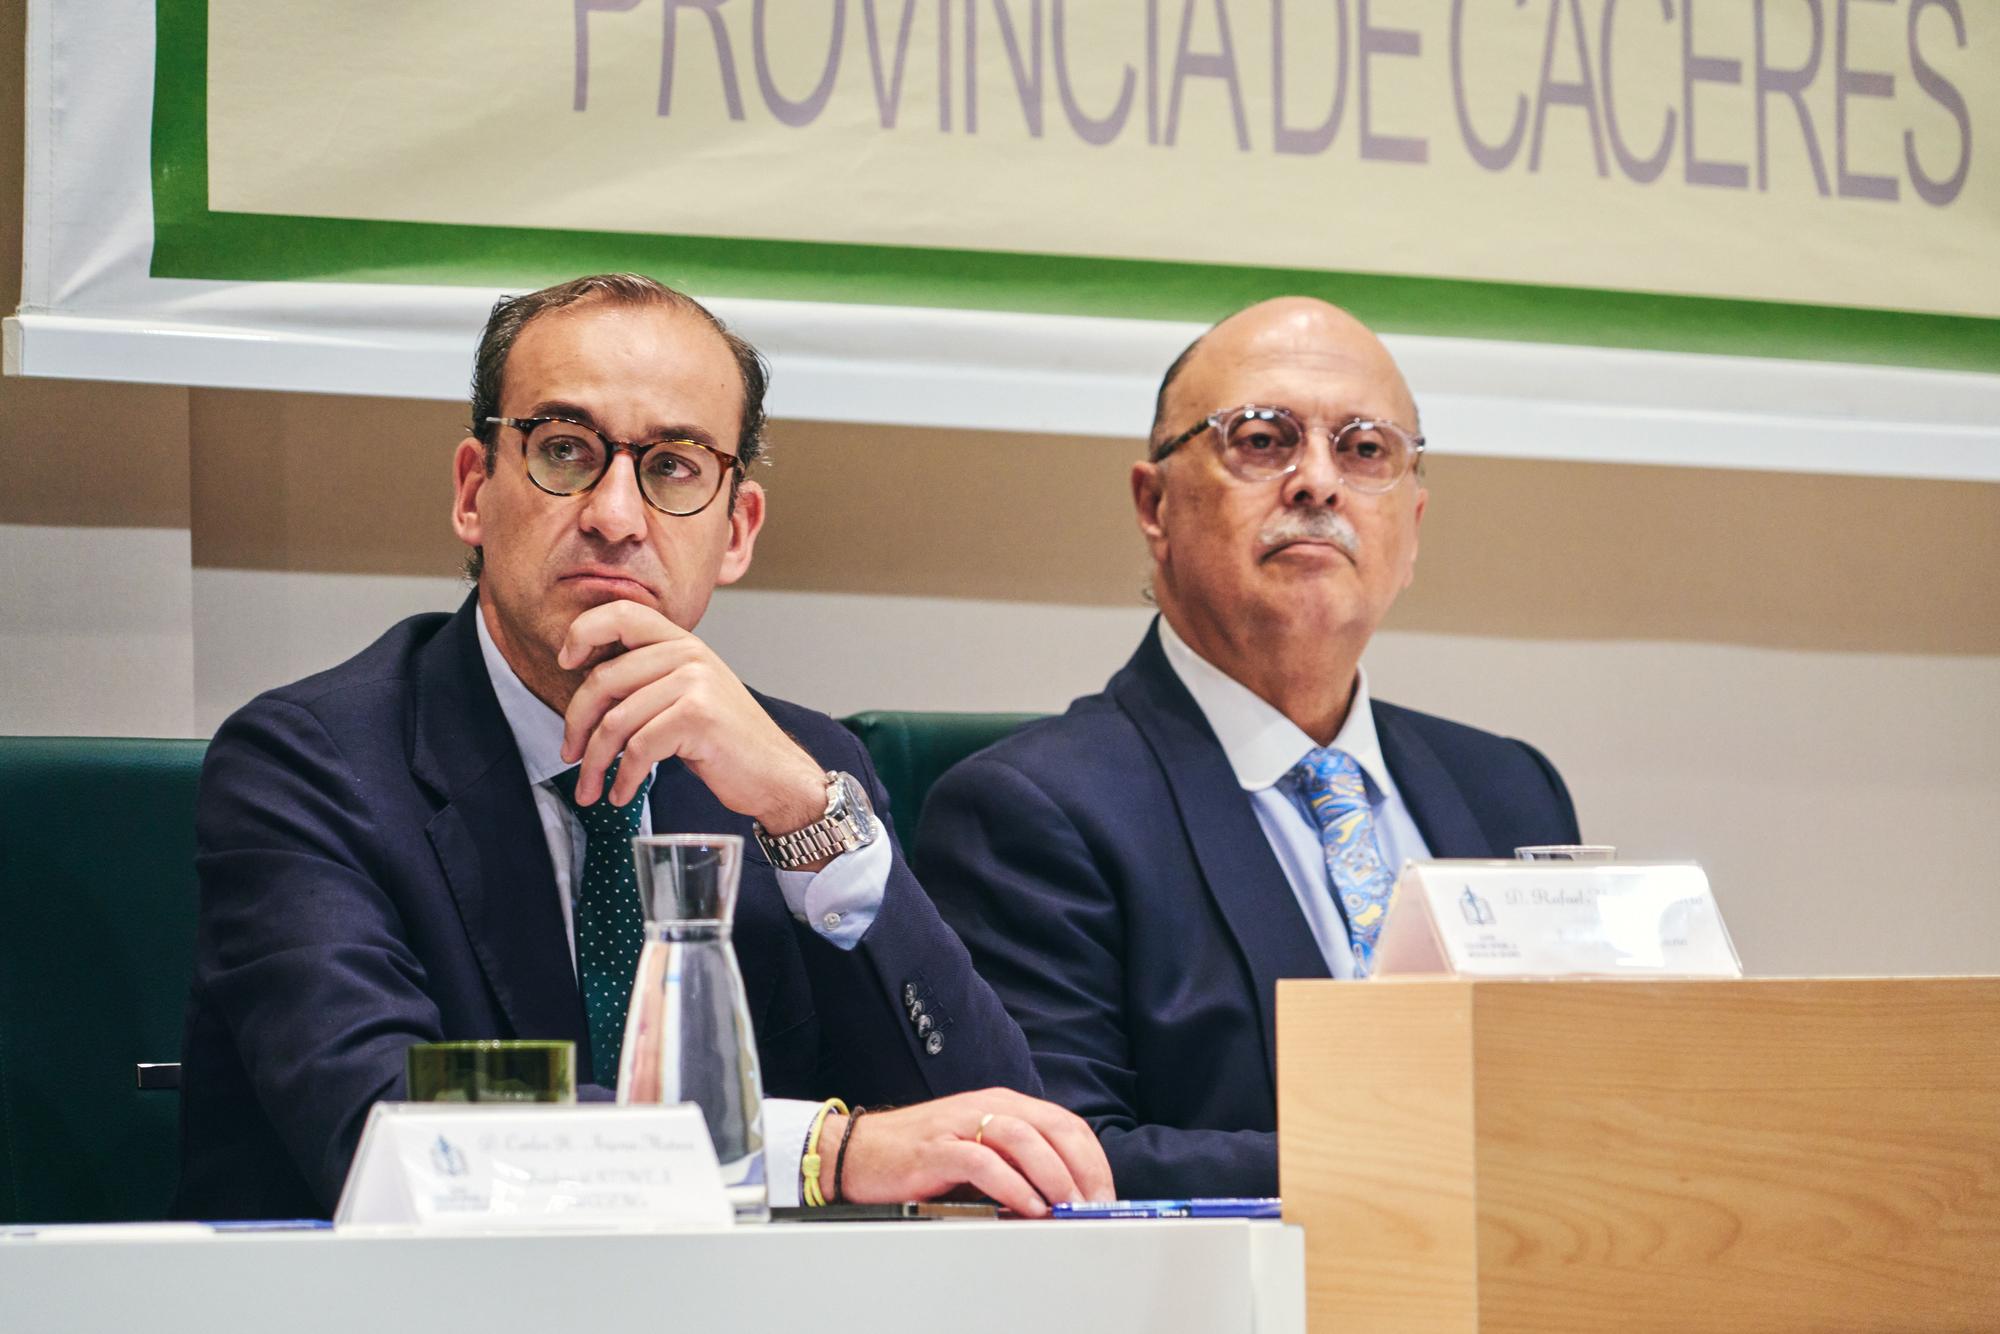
[833,771,874,820]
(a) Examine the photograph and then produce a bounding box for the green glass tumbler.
[405,1040,576,1103]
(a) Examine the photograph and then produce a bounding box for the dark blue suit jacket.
[175,596,1037,1219]
[913,622,1579,1199]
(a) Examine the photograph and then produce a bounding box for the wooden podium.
[1277,978,2000,1333]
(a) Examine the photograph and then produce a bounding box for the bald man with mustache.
[913,298,1582,1197]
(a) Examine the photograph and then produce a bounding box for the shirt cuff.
[772,815,889,950]
[763,1097,822,1209]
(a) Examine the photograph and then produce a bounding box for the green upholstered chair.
[839,711,1042,835]
[0,736,207,1224]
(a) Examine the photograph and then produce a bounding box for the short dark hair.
[470,272,768,465]
[1148,329,1209,456]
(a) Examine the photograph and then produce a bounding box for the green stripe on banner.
[151,0,1998,375]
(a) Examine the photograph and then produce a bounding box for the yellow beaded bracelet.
[801,1098,849,1208]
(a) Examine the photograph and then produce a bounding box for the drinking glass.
[405,1040,575,1102]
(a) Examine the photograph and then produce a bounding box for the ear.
[451,437,488,548]
[714,477,766,587]
[1401,483,1429,590]
[1132,459,1170,563]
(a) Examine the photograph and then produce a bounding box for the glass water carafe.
[619,833,768,1222]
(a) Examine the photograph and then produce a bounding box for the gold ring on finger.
[974,1112,995,1146]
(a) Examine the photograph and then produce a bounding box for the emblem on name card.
[1372,861,1741,980]
[427,1133,468,1178]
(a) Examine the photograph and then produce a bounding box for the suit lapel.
[411,595,589,1050]
[1374,703,1492,858]
[1114,624,1330,1084]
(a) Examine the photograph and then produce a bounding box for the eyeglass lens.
[522,420,725,514]
[1219,409,1413,491]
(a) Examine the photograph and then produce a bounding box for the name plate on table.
[1371,860,1741,979]
[333,1103,732,1231]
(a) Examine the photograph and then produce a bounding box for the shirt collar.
[475,604,573,786]
[1156,616,1395,798]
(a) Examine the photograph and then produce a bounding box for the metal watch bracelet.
[755,771,875,870]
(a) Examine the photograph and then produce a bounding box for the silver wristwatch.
[754,770,879,870]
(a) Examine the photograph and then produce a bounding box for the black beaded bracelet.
[831,1105,869,1205]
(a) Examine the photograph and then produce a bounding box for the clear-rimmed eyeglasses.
[1153,405,1424,494]
[485,416,745,517]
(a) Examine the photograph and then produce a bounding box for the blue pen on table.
[1050,1198,1282,1219]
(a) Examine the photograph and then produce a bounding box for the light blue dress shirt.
[1157,620,1432,980]
[475,608,889,1203]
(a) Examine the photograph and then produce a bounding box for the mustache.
[1258,508,1359,557]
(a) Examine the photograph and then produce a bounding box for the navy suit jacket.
[913,622,1579,1199]
[175,596,1037,1219]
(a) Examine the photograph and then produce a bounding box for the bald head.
[1148,298,1418,455]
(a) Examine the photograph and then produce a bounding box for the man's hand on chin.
[557,600,828,833]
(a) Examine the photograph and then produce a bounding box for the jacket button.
[917,1013,934,1036]
[902,983,918,1009]
[924,1031,945,1057]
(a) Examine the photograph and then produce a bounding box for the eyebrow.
[524,400,723,450]
[1274,407,1423,436]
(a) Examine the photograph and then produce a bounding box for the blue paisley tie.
[550,758,653,1087]
[1291,747,1397,977]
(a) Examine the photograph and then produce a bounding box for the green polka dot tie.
[550,759,654,1089]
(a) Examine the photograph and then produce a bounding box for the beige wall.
[744,421,2000,656]
[5,0,1998,977]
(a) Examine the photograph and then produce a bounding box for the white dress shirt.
[1157,619,1431,979]
[475,608,891,1204]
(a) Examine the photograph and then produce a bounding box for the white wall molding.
[12,303,1998,482]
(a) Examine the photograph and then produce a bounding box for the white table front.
[2,1218,1304,1334]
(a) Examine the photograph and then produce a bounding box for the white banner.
[7,0,1999,480]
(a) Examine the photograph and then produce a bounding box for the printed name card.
[333,1103,733,1232]
[1371,860,1741,980]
